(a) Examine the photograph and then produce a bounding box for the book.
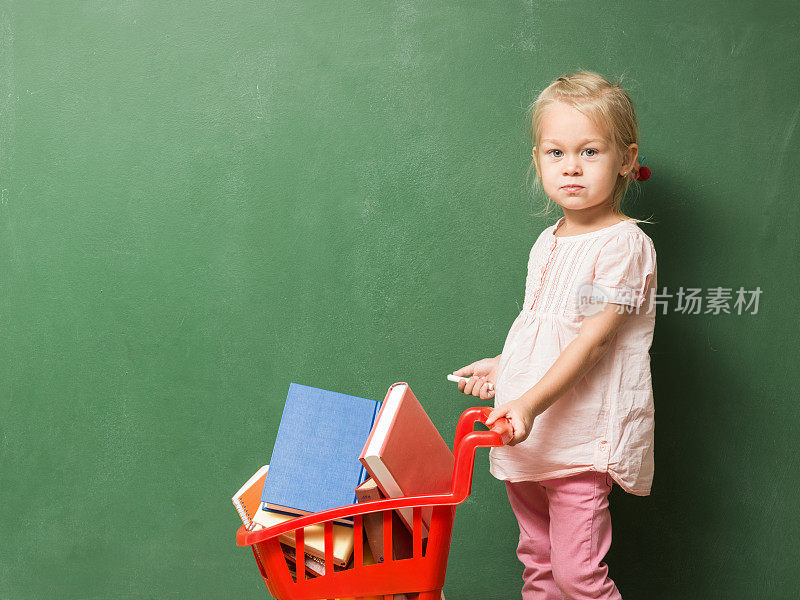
[261,382,381,525]
[281,542,329,577]
[252,504,355,568]
[359,382,454,536]
[355,478,414,563]
[232,465,269,531]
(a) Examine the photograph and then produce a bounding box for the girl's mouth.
[561,185,584,193]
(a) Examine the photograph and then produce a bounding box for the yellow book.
[252,504,354,568]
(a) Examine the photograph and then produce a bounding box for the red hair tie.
[632,156,651,181]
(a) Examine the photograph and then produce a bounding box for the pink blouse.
[490,216,657,495]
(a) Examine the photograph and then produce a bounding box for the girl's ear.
[621,143,639,176]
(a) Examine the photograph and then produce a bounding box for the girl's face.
[532,101,637,218]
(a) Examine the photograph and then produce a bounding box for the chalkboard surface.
[1,2,798,599]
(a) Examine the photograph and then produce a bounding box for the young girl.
[453,71,656,600]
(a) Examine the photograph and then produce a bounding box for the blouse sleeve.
[592,233,656,309]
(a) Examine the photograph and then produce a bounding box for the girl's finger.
[463,376,477,395]
[486,407,506,426]
[473,377,486,397]
[512,422,526,446]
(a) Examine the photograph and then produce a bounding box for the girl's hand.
[485,395,536,446]
[453,357,499,401]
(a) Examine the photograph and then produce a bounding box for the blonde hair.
[525,70,653,225]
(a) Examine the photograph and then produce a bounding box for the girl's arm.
[485,303,634,445]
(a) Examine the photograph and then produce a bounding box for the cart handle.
[237,406,512,547]
[454,406,513,449]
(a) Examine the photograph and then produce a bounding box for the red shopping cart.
[236,405,513,600]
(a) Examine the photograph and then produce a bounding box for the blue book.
[260,383,381,525]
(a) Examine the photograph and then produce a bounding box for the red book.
[358,382,455,536]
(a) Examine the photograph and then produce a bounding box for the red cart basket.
[236,405,513,600]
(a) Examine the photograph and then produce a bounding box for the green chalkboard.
[1,1,798,598]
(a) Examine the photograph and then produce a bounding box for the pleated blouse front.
[489,216,658,496]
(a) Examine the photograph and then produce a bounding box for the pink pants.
[504,470,622,600]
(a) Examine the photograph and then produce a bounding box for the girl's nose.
[563,160,582,175]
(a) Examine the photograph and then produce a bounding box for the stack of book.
[232,382,454,595]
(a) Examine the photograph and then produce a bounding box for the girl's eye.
[546,149,599,158]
